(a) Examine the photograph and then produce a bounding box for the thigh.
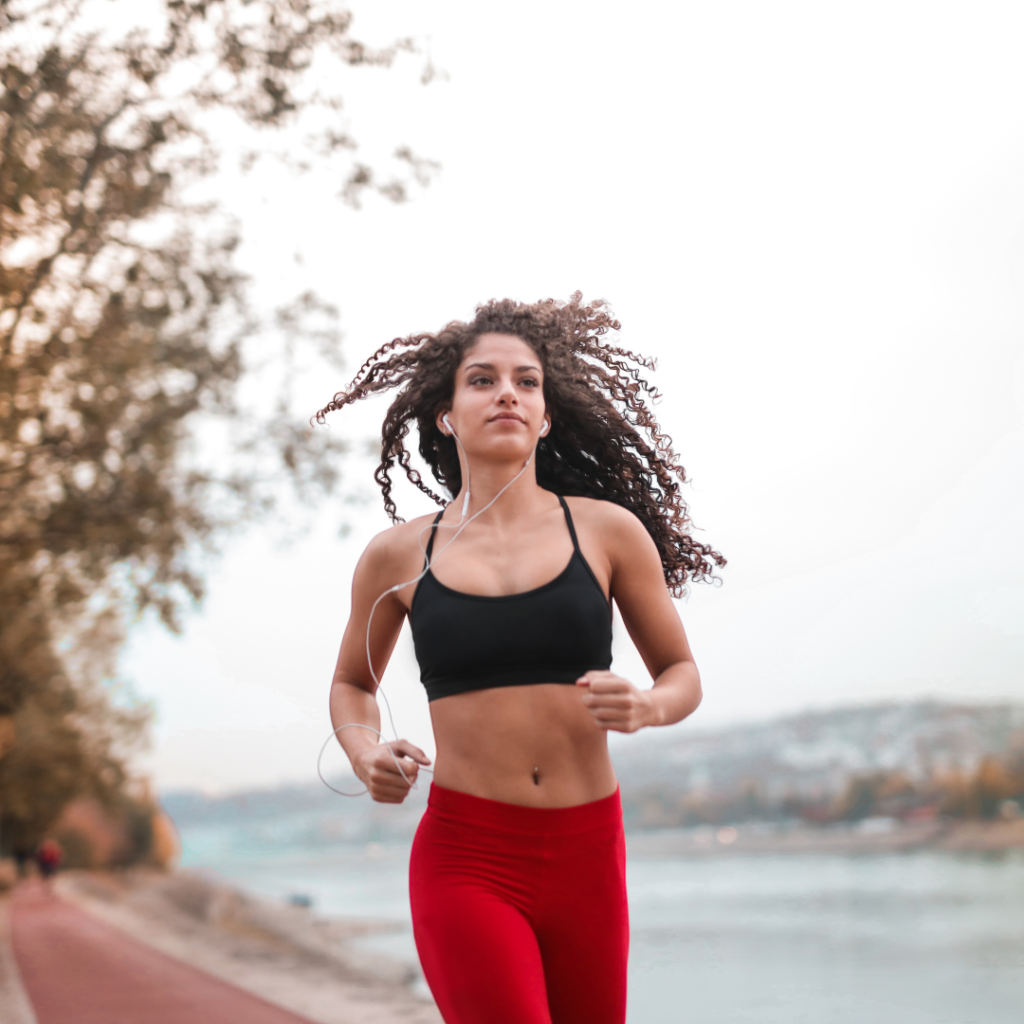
[536,827,629,1024]
[410,819,552,1024]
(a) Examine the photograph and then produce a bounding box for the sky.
[119,0,1024,793]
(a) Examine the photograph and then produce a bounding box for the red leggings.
[409,783,629,1024]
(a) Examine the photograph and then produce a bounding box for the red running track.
[11,884,318,1024]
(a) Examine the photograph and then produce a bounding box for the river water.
[179,825,1024,1023]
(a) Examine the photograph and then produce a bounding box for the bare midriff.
[429,683,618,808]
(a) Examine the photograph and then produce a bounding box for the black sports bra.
[410,496,613,702]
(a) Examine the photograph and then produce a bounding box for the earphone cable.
[323,421,541,797]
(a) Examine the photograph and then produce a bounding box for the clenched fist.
[353,739,431,803]
[577,671,658,733]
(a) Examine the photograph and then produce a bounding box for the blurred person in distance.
[35,838,62,891]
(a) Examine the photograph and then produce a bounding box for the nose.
[496,375,518,406]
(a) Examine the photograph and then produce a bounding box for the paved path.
[11,884,320,1024]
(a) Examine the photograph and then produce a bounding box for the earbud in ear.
[442,413,453,436]
[539,419,550,437]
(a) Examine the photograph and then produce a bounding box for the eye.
[469,375,493,386]
[519,377,540,388]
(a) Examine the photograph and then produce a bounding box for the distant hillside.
[613,699,1024,800]
[161,700,1024,844]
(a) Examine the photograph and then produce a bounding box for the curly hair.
[314,292,725,594]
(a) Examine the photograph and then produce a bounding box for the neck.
[450,454,546,525]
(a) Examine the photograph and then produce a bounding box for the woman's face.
[439,333,548,459]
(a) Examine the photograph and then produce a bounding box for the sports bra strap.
[557,495,581,553]
[425,497,577,567]
[424,509,444,565]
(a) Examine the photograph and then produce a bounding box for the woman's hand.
[353,739,432,803]
[576,671,659,733]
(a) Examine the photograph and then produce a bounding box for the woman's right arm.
[329,532,431,803]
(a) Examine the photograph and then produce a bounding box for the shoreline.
[45,869,440,1024]
[626,817,1024,858]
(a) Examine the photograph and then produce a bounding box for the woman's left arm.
[577,504,702,733]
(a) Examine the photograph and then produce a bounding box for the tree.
[829,771,915,822]
[0,0,435,851]
[969,757,1021,820]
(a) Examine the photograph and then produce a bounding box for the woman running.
[318,293,724,1024]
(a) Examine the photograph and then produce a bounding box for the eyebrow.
[464,362,542,373]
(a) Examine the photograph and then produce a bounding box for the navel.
[533,766,540,786]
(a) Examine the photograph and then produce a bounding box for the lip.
[488,413,526,424]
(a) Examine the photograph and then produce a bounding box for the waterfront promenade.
[6,882,318,1024]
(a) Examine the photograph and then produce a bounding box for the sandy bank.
[48,869,440,1024]
[627,817,1024,858]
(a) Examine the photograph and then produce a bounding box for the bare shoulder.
[563,497,665,597]
[562,495,651,544]
[562,496,658,574]
[355,510,445,586]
